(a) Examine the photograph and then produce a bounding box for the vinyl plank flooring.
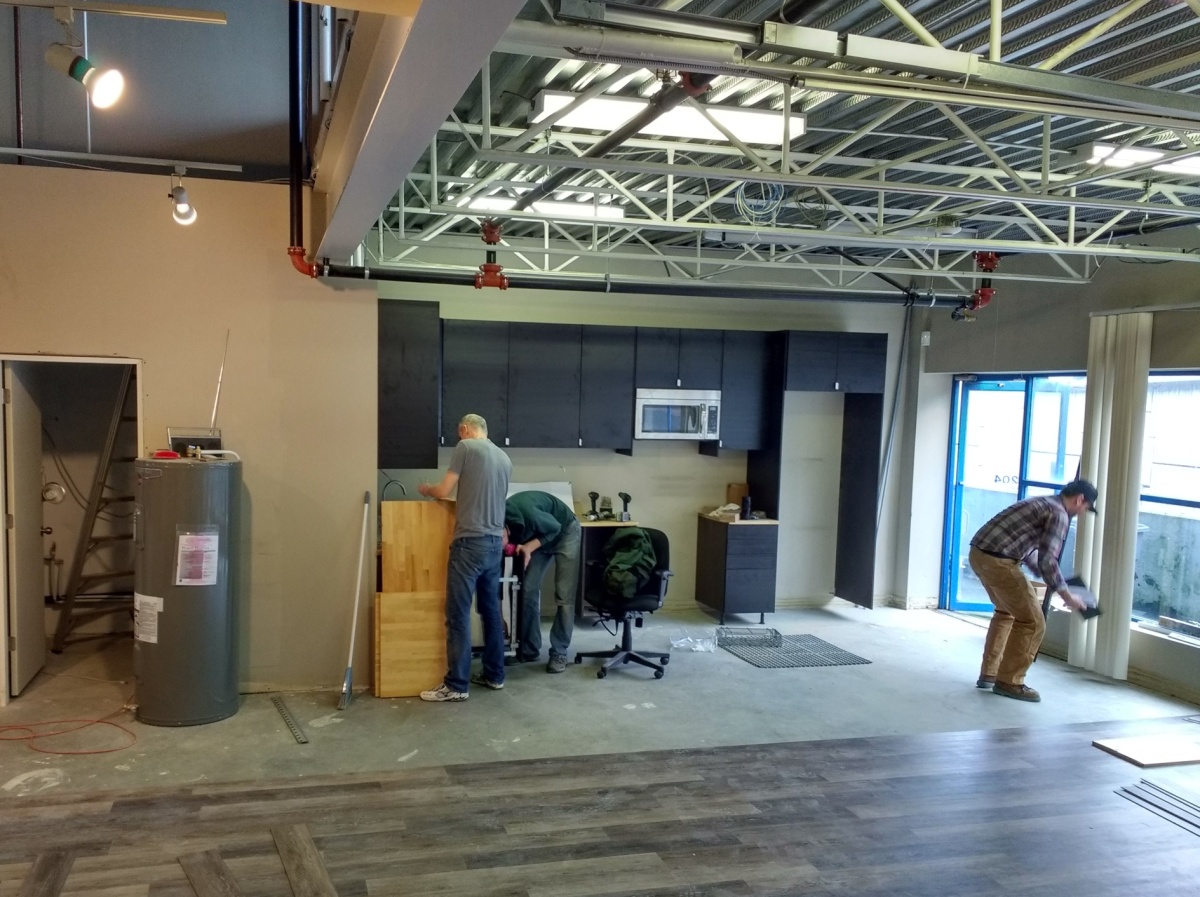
[270,825,337,897]
[17,852,74,897]
[177,850,243,897]
[2,719,1200,897]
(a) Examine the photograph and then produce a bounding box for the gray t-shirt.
[448,437,512,540]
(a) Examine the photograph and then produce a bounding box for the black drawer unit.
[694,515,779,624]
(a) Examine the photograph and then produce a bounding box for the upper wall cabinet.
[713,329,772,450]
[580,325,636,449]
[786,331,887,394]
[442,320,509,446]
[635,328,723,390]
[378,299,440,469]
[508,323,581,448]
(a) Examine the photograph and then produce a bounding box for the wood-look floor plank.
[270,825,337,897]
[3,718,1200,897]
[17,852,74,897]
[177,850,243,897]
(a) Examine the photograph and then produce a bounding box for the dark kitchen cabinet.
[678,329,723,389]
[786,331,886,393]
[378,299,440,469]
[442,320,509,446]
[695,515,778,623]
[635,328,722,390]
[580,325,635,449]
[508,323,581,448]
[710,329,771,450]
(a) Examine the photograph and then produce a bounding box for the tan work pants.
[969,546,1045,686]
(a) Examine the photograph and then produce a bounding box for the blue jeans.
[515,518,580,660]
[444,535,505,693]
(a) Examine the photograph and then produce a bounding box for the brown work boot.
[993,681,1041,702]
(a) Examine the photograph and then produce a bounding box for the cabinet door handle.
[440,436,444,445]
[578,438,583,447]
[834,381,840,391]
[505,437,510,446]
[677,378,682,387]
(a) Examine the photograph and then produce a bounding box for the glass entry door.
[943,379,1026,611]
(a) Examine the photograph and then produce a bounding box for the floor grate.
[720,633,870,669]
[715,627,782,648]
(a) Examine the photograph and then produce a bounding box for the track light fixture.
[44,8,123,109]
[169,169,197,226]
[45,42,124,108]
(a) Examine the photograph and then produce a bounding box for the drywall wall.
[385,443,746,613]
[924,232,1200,374]
[0,165,376,692]
[381,286,913,605]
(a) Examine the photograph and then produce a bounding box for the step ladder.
[51,366,138,653]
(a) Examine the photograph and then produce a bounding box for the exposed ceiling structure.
[353,0,1200,305]
[6,1,1200,309]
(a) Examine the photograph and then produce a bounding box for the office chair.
[575,527,673,679]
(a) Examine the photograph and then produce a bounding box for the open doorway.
[1,356,142,706]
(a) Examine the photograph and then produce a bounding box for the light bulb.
[85,68,124,109]
[170,186,197,225]
[45,43,123,109]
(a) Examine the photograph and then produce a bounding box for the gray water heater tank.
[133,457,241,726]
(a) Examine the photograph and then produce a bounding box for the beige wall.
[0,165,376,691]
[0,162,926,695]
[382,285,911,606]
[924,233,1200,374]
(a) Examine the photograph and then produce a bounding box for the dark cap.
[1061,479,1098,513]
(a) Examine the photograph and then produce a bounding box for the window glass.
[1133,375,1200,625]
[1025,376,1086,485]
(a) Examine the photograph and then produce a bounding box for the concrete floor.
[2,603,1196,799]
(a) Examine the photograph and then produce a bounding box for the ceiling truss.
[352,0,1200,301]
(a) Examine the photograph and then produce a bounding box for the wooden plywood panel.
[1093,735,1200,767]
[374,591,446,697]
[379,500,455,592]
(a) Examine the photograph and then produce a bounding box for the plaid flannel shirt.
[971,495,1071,595]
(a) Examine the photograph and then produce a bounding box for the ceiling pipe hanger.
[3,1,226,25]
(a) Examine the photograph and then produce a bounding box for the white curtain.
[1072,312,1152,679]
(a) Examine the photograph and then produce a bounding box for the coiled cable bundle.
[735,181,784,225]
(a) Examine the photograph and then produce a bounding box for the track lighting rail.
[2,1,226,25]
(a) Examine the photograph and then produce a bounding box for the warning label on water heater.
[175,531,219,586]
[134,592,163,643]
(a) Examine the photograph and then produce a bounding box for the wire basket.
[715,627,783,648]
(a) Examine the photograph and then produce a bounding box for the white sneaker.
[420,684,467,702]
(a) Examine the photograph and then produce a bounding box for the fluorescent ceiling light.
[533,90,802,146]
[457,195,626,220]
[1086,142,1200,177]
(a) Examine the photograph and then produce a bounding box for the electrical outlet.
[920,330,931,348]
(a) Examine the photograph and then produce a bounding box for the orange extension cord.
[0,704,138,755]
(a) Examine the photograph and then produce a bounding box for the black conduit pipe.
[13,7,23,161]
[318,262,962,306]
[289,1,319,276]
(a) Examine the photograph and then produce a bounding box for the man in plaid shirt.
[969,479,1098,702]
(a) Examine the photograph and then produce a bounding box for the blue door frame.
[941,377,1028,612]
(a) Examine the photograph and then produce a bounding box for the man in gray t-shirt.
[417,413,512,701]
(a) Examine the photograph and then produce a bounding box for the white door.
[4,362,46,695]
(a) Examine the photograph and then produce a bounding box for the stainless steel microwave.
[634,388,720,440]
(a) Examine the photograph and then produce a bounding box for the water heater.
[133,457,241,726]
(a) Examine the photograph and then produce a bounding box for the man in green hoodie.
[503,490,581,673]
